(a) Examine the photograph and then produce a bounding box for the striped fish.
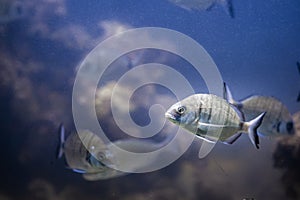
[57,125,124,181]
[224,83,294,137]
[57,125,178,180]
[165,94,265,149]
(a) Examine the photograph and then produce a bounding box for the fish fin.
[56,123,65,159]
[223,132,242,144]
[83,171,126,181]
[223,82,244,118]
[195,133,216,144]
[223,82,237,105]
[198,121,229,128]
[244,112,266,149]
[218,0,234,18]
[231,104,245,122]
[69,168,87,174]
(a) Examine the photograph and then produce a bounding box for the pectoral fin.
[56,124,65,159]
[69,168,86,174]
[195,133,216,144]
[198,121,228,128]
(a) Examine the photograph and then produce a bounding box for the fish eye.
[176,106,186,114]
[97,152,105,160]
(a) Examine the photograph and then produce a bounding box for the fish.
[293,111,300,136]
[0,0,25,24]
[168,0,234,18]
[57,125,124,181]
[165,94,266,149]
[297,62,300,102]
[224,83,294,137]
[57,125,178,180]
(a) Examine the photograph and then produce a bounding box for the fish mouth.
[165,112,176,122]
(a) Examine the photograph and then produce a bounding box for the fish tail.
[243,112,266,149]
[218,0,234,18]
[56,123,65,159]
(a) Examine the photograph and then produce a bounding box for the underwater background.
[1,0,300,199]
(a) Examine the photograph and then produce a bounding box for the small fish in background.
[165,94,265,149]
[293,111,300,136]
[0,0,25,24]
[57,125,124,181]
[224,83,294,138]
[297,62,300,102]
[168,0,234,18]
[57,125,178,180]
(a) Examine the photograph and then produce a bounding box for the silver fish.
[57,125,177,180]
[57,125,124,181]
[165,94,265,149]
[224,83,294,137]
[168,0,234,18]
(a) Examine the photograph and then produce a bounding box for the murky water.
[1,0,300,199]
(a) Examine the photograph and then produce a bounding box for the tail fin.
[56,124,65,159]
[219,0,234,18]
[244,112,266,149]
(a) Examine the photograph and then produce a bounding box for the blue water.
[1,0,300,199]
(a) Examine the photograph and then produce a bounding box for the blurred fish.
[165,94,265,149]
[224,83,294,137]
[57,125,124,181]
[297,62,300,102]
[168,0,234,18]
[0,0,25,24]
[57,125,178,180]
[293,111,300,136]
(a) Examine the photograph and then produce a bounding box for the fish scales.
[173,95,241,140]
[224,83,294,137]
[241,96,293,136]
[64,131,108,173]
[198,94,241,141]
[242,96,291,121]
